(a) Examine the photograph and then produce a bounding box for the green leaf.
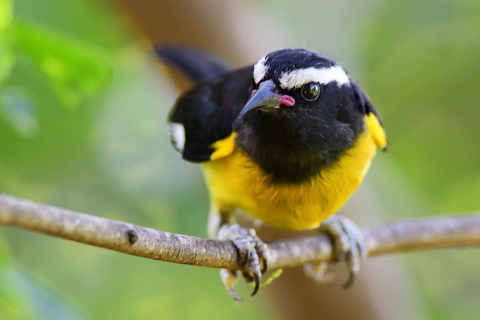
[260,269,283,287]
[0,0,13,33]
[10,20,112,108]
[249,269,283,288]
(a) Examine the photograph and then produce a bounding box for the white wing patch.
[253,55,268,84]
[279,66,350,90]
[169,122,186,153]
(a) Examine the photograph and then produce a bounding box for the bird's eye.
[301,82,321,101]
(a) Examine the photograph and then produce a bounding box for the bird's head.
[239,48,355,121]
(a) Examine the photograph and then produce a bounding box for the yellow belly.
[202,115,385,230]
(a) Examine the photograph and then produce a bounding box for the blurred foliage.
[9,20,112,108]
[0,0,479,319]
[0,0,111,139]
[0,0,14,85]
[0,235,88,320]
[363,0,480,214]
[360,0,480,319]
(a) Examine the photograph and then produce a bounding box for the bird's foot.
[217,224,268,301]
[304,216,367,288]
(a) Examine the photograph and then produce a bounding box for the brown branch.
[1,193,480,270]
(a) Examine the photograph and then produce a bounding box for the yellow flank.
[209,133,238,160]
[203,114,385,230]
[366,112,388,150]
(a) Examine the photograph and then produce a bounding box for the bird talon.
[228,287,243,302]
[217,224,268,300]
[342,270,357,289]
[307,216,366,288]
[220,269,242,301]
[261,258,268,273]
[251,273,261,296]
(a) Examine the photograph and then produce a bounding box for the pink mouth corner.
[250,90,295,107]
[279,95,295,107]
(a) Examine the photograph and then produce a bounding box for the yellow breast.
[202,114,386,230]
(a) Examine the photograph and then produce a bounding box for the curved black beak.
[238,79,280,117]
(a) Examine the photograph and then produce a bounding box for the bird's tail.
[154,45,231,82]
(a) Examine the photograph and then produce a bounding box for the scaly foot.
[304,216,367,288]
[217,224,268,301]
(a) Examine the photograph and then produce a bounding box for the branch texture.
[1,193,480,270]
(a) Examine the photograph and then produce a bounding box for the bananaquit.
[158,47,388,301]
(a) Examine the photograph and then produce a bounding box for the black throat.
[233,107,364,183]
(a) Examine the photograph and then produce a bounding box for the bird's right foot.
[304,216,367,288]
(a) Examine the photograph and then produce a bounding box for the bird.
[157,46,388,301]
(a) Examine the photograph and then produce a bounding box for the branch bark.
[1,193,480,270]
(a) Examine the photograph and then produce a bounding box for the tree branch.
[1,193,480,270]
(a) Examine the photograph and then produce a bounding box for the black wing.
[168,66,254,162]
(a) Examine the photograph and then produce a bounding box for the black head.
[233,48,369,183]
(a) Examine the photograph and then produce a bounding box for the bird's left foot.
[217,224,268,301]
[304,216,367,288]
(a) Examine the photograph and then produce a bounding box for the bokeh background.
[1,0,479,319]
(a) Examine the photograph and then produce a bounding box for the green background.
[1,0,479,319]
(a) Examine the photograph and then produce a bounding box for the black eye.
[301,82,321,101]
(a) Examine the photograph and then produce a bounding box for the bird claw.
[251,273,261,296]
[220,269,242,301]
[305,216,367,288]
[217,224,268,300]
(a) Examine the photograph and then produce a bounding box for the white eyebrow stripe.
[253,55,268,84]
[279,66,350,89]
